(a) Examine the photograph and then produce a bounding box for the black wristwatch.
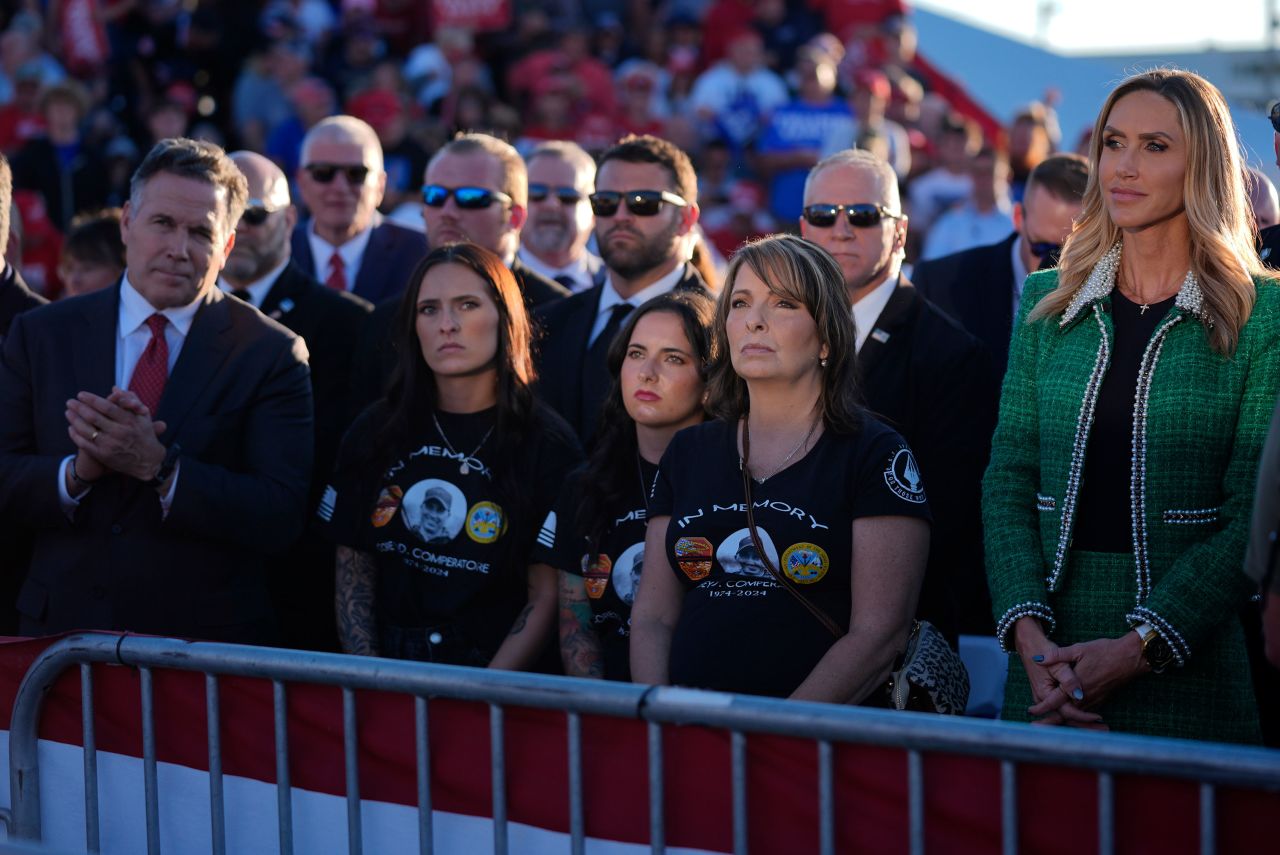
[143,443,181,489]
[1134,622,1175,673]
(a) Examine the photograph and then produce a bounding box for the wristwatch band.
[144,443,181,490]
[1134,621,1175,673]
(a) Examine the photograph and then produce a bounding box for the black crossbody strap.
[741,419,843,639]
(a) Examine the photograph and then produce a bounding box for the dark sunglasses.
[528,183,584,204]
[422,184,513,209]
[304,163,370,184]
[1270,101,1280,135]
[588,189,687,217]
[801,203,902,228]
[239,197,284,227]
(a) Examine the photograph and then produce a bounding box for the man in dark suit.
[349,133,572,414]
[0,153,46,342]
[291,115,426,305]
[535,134,707,445]
[800,148,997,640]
[913,153,1088,376]
[0,138,314,643]
[0,151,45,634]
[224,151,372,650]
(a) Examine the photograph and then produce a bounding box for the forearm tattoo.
[335,546,379,656]
[506,602,534,637]
[558,571,604,678]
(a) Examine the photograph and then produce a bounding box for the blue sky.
[916,0,1269,54]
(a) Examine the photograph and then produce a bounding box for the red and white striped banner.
[0,636,1273,854]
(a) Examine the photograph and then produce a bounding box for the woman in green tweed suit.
[983,69,1278,743]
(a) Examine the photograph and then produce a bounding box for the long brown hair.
[1029,69,1263,354]
[369,242,547,522]
[575,290,717,545]
[708,234,863,434]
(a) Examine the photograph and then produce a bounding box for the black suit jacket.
[0,265,47,343]
[0,284,314,642]
[0,264,44,632]
[912,232,1019,377]
[291,215,427,305]
[512,256,572,307]
[856,279,999,638]
[533,263,707,444]
[259,261,373,482]
[1260,224,1280,270]
[256,262,372,650]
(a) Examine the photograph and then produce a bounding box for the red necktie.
[129,314,169,416]
[326,251,347,291]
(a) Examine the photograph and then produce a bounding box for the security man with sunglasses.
[291,116,427,306]
[914,153,1089,376]
[1257,101,1280,269]
[222,151,373,651]
[799,148,997,643]
[421,133,568,308]
[534,134,709,445]
[517,140,603,294]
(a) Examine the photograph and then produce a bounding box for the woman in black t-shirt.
[535,291,716,680]
[631,234,931,702]
[320,243,581,668]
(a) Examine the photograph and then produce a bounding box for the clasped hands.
[64,386,168,491]
[1013,616,1149,731]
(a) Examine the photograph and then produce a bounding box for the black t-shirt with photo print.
[319,402,582,662]
[533,458,659,681]
[650,416,932,698]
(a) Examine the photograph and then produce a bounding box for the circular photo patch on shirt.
[612,541,645,605]
[401,479,467,544]
[465,501,506,544]
[883,447,927,504]
[715,528,779,579]
[782,542,829,584]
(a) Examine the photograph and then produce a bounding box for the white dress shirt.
[1011,235,1031,319]
[59,274,202,514]
[851,272,900,353]
[308,222,373,291]
[590,263,687,346]
[516,246,603,294]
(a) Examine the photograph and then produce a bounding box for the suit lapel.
[260,263,308,321]
[74,285,120,396]
[856,282,916,381]
[156,290,234,437]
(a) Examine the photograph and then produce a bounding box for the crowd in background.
[0,0,1065,298]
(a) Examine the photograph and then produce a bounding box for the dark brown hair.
[597,134,698,204]
[708,234,863,434]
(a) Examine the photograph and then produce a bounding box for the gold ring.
[91,430,100,441]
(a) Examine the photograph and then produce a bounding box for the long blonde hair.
[1030,69,1263,354]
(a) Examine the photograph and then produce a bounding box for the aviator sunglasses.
[422,184,513,209]
[304,163,371,185]
[588,189,687,217]
[802,203,903,228]
[528,183,584,204]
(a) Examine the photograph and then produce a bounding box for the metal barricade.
[6,633,1280,855]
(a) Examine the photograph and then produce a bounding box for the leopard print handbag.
[887,620,971,714]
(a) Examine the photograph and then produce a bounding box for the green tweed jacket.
[984,262,1280,675]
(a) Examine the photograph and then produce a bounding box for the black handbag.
[740,418,969,714]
